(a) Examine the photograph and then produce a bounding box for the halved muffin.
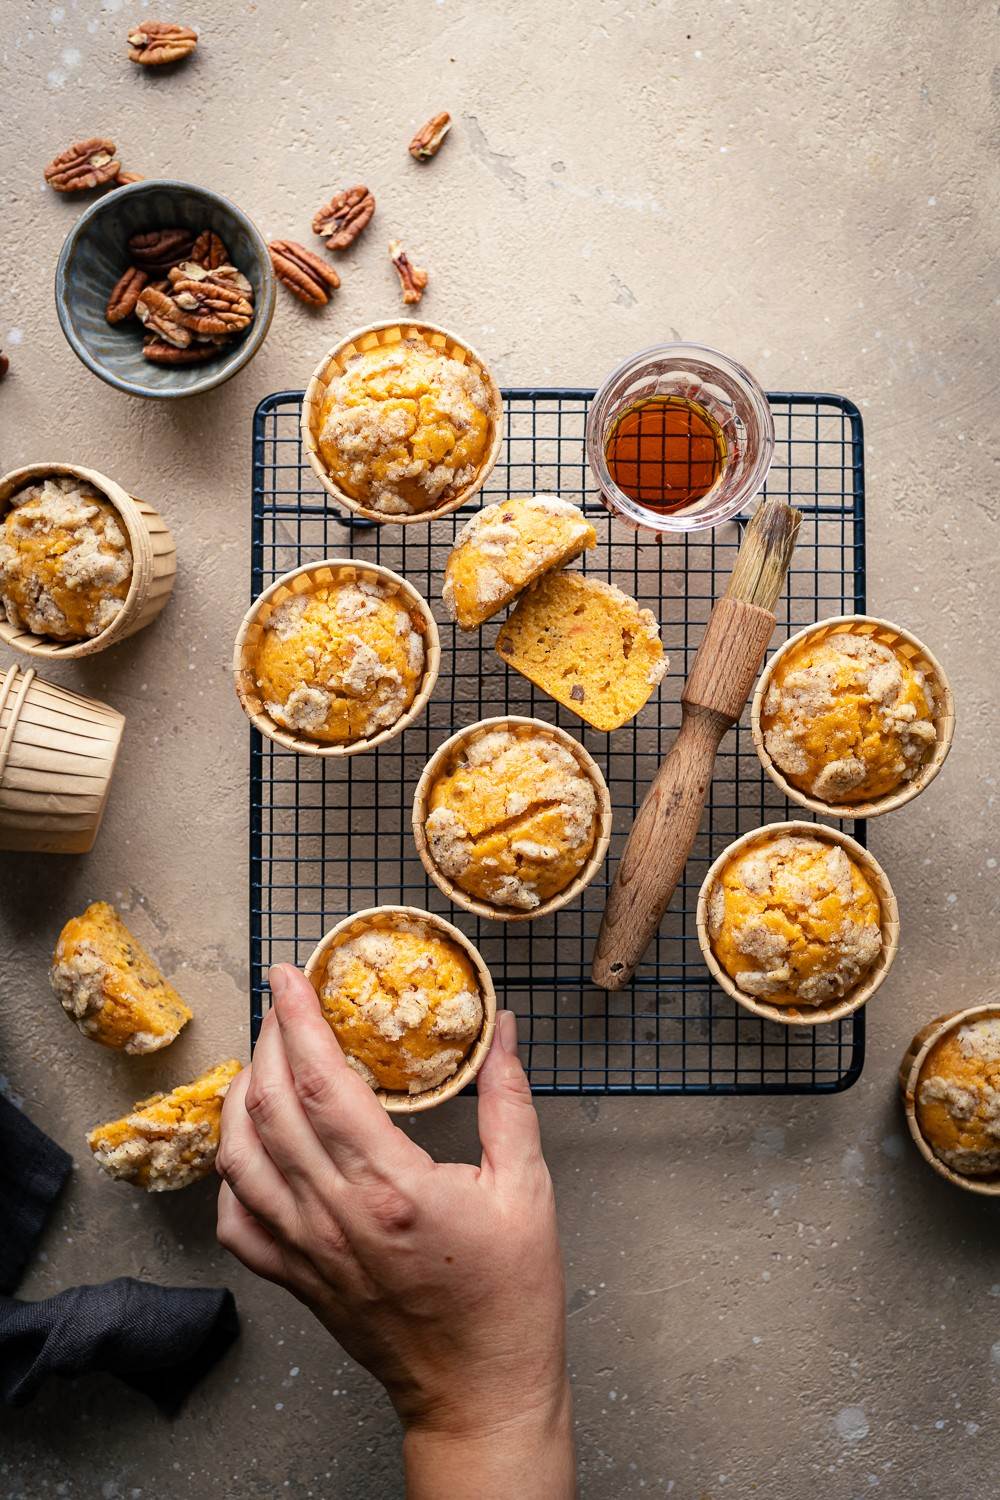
[86,1059,241,1191]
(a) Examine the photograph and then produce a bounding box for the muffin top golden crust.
[423,726,599,912]
[253,574,426,743]
[317,916,484,1094]
[0,475,132,640]
[916,1015,1000,1177]
[318,338,494,516]
[761,630,937,804]
[707,832,883,1007]
[442,493,597,630]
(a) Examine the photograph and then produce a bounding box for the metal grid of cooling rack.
[249,389,866,1094]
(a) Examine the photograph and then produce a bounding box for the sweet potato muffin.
[315,915,484,1094]
[761,630,938,805]
[706,832,883,1007]
[422,725,600,912]
[86,1059,241,1191]
[252,574,427,743]
[0,474,132,640]
[442,493,597,631]
[50,901,192,1053]
[318,337,494,516]
[496,572,668,731]
[915,1016,1000,1178]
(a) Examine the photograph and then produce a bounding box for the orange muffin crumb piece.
[762,630,937,804]
[495,573,667,732]
[86,1059,241,1191]
[916,1016,1000,1177]
[442,493,596,630]
[51,900,192,1053]
[707,833,883,1007]
[317,918,483,1094]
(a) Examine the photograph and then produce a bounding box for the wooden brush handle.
[591,597,776,992]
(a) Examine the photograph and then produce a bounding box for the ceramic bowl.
[55,179,275,398]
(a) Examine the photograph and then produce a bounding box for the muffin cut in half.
[87,1059,241,1191]
[304,907,496,1112]
[51,900,192,1053]
[495,572,668,731]
[442,493,597,631]
[413,716,612,920]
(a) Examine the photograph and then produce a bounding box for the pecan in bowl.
[312,187,375,251]
[171,277,254,335]
[409,112,451,161]
[190,230,230,268]
[135,287,192,348]
[128,228,196,272]
[269,241,340,307]
[142,337,220,365]
[127,20,198,65]
[106,266,149,325]
[44,139,120,193]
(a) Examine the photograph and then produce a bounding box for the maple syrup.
[604,394,727,515]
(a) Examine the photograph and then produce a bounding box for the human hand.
[216,963,575,1499]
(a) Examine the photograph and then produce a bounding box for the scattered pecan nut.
[268,240,340,307]
[0,351,8,381]
[190,230,230,269]
[171,277,254,334]
[135,287,192,348]
[127,20,198,65]
[128,228,196,272]
[389,240,428,305]
[44,138,120,192]
[105,265,150,325]
[143,336,219,365]
[114,169,144,186]
[311,186,374,251]
[409,111,451,161]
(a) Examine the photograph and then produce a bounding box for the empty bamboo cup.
[413,716,613,922]
[303,905,497,1114]
[695,820,899,1026]
[0,663,125,853]
[0,462,177,659]
[751,614,954,818]
[898,1005,1000,1197]
[233,558,440,757]
[301,320,503,524]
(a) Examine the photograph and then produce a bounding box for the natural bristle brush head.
[725,498,802,612]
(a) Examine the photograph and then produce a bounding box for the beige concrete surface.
[1,0,998,1494]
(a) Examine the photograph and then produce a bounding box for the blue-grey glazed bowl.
[55,179,276,399]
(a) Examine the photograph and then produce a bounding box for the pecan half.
[171,278,254,334]
[143,337,219,365]
[169,261,253,301]
[389,240,428,305]
[190,230,230,269]
[128,228,196,272]
[311,186,374,251]
[44,138,120,192]
[115,169,144,186]
[127,20,198,65]
[105,265,150,324]
[409,111,451,161]
[135,287,192,347]
[268,240,340,307]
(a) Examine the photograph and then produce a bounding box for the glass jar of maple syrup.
[586,343,774,535]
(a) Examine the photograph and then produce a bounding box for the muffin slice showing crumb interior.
[86,1059,241,1191]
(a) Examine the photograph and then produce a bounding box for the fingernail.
[268,964,291,1002]
[497,1010,518,1054]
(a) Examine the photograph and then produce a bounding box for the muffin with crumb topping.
[915,1014,1000,1179]
[317,337,496,517]
[0,474,132,640]
[312,913,486,1095]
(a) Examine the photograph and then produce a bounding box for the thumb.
[476,1011,544,1180]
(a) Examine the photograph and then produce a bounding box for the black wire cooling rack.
[249,389,866,1095]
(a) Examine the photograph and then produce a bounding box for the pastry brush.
[591,497,802,991]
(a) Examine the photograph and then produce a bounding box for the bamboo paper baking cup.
[303,905,497,1114]
[0,663,125,853]
[412,716,613,922]
[233,558,440,757]
[0,462,177,659]
[695,820,899,1026]
[751,614,955,819]
[301,320,503,525]
[898,1004,1000,1197]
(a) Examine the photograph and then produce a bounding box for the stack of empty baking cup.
[233,559,440,756]
[300,320,503,524]
[0,462,177,853]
